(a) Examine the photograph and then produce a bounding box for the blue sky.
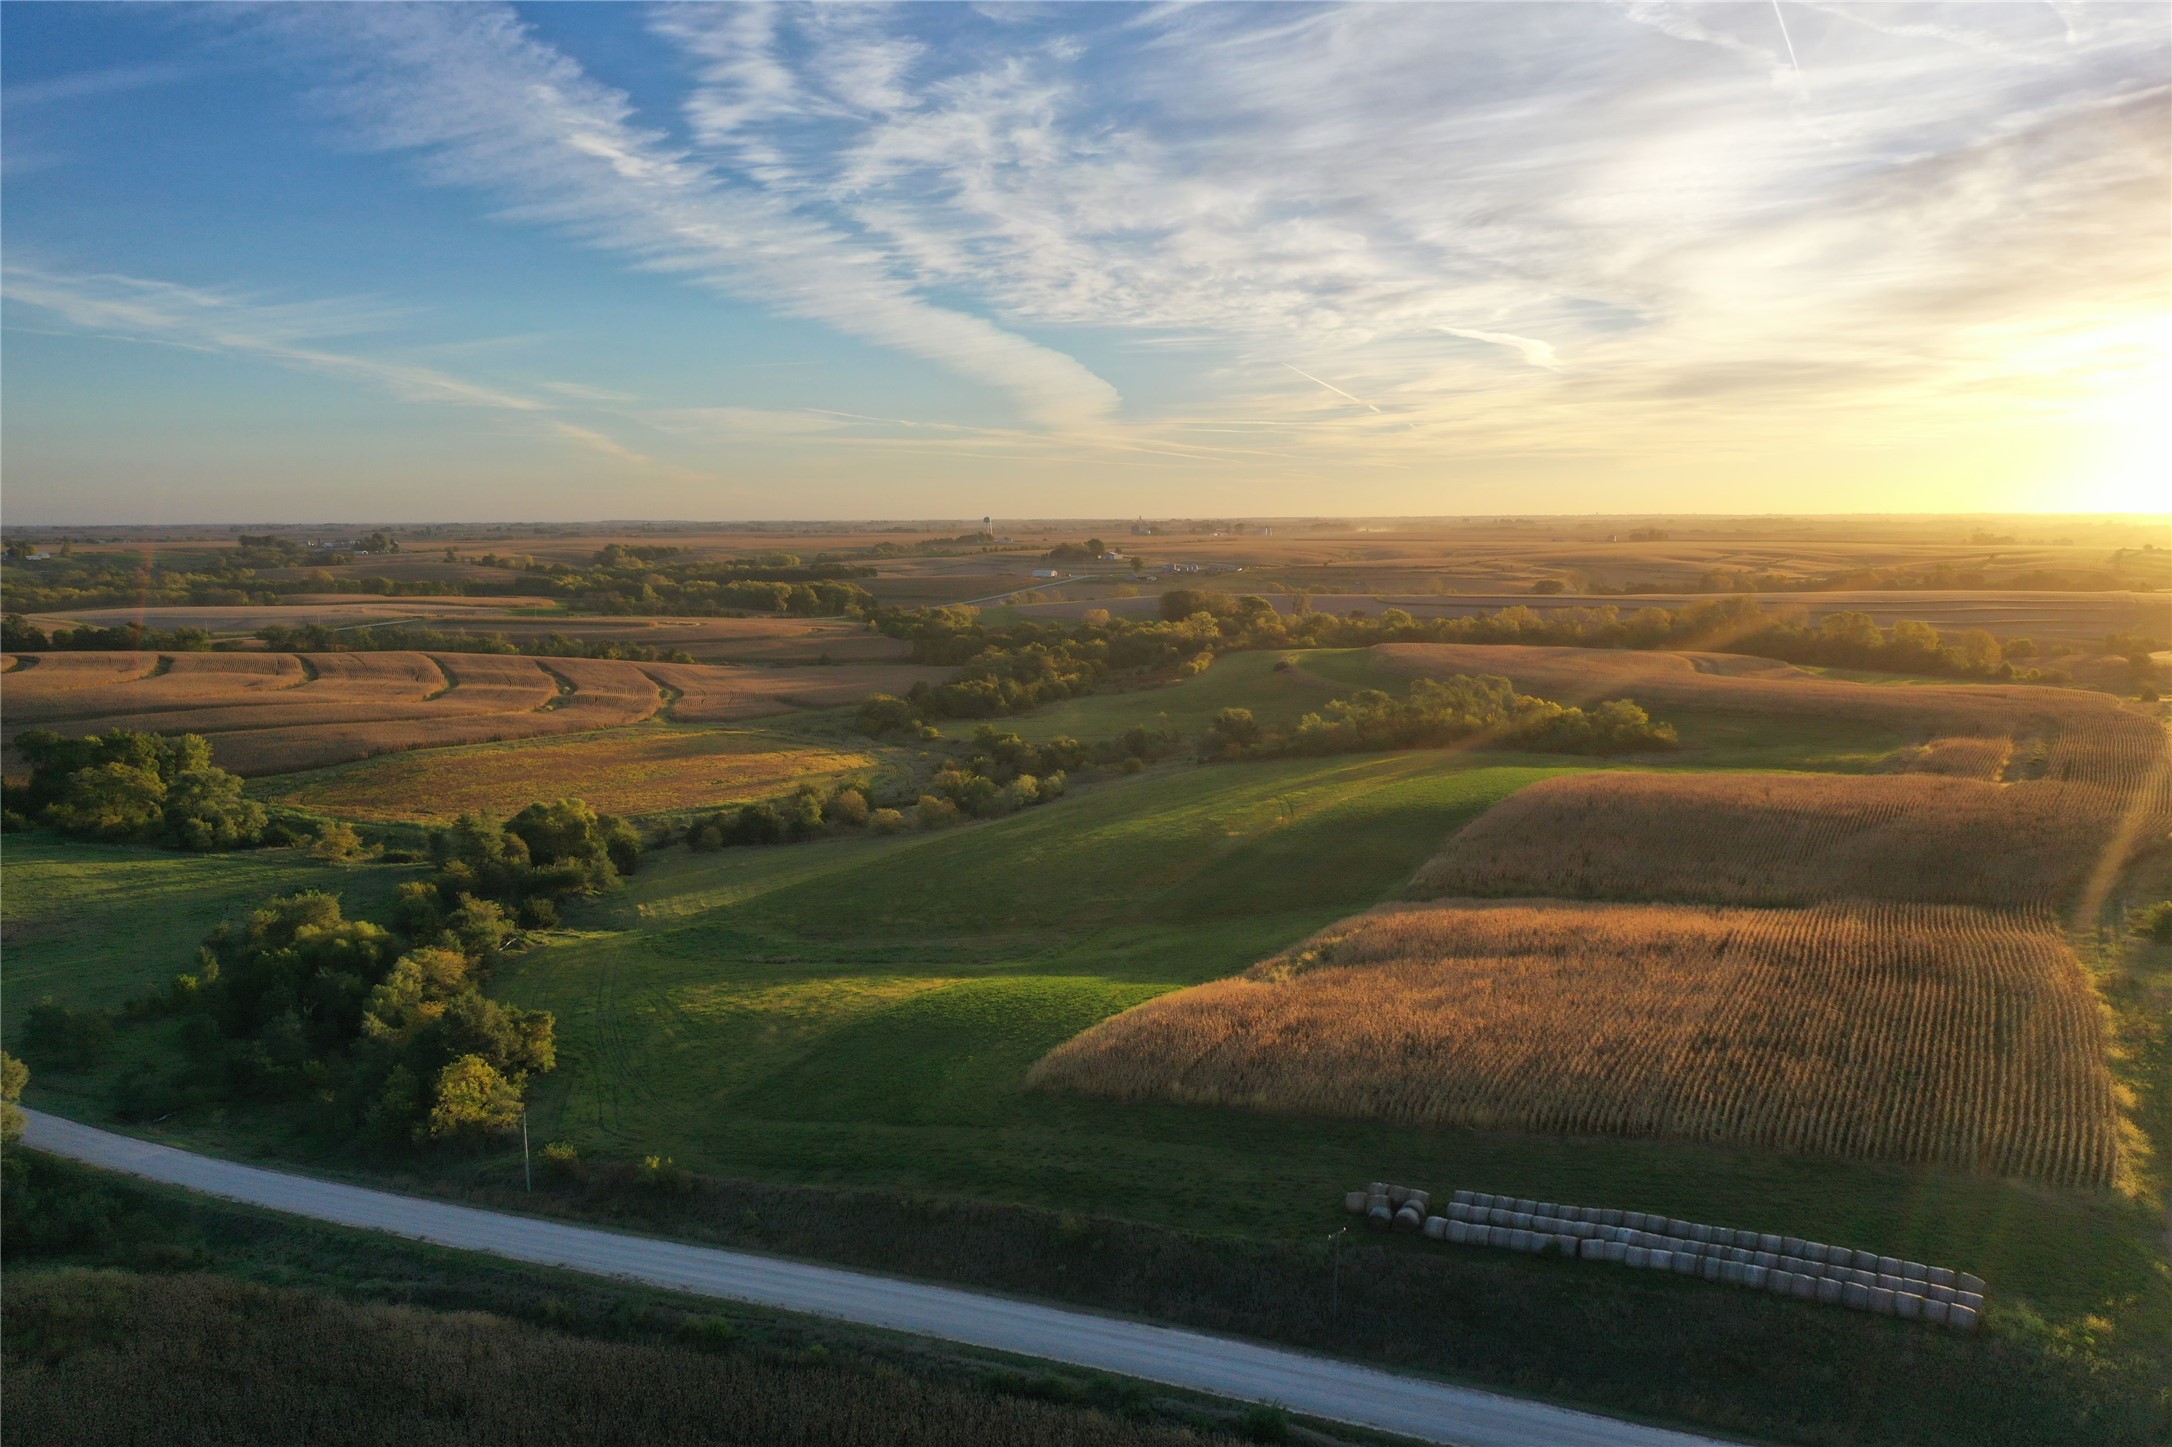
[4,2,2167,522]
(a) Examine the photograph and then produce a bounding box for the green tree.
[1,1053,28,1145]
[425,1055,522,1142]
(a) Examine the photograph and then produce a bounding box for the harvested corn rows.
[1344,1182,1987,1331]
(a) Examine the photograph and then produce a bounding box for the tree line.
[1200,673,1677,760]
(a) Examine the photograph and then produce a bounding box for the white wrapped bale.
[1817,1278,1843,1306]
[1626,1246,1650,1269]
[1423,1215,1448,1240]
[1853,1249,1880,1271]
[1958,1272,1986,1295]
[1842,1282,1870,1311]
[1605,1241,1628,1264]
[1956,1290,1985,1313]
[1368,1181,1388,1197]
[1893,1291,1923,1320]
[1701,1257,1724,1282]
[1394,1204,1424,1232]
[1650,1249,1674,1271]
[1782,1236,1804,1256]
[1599,1208,1623,1226]
[1535,1201,1557,1218]
[1928,1265,1955,1289]
[1902,1261,1928,1283]
[1790,1274,1817,1301]
[1744,1265,1768,1289]
[1869,1287,1896,1316]
[1452,1188,1475,1207]
[1344,1191,1370,1214]
[1877,1255,1901,1277]
[1448,1220,1471,1245]
[1672,1252,1698,1276]
[1367,1203,1393,1230]
[1766,1269,1794,1295]
[1578,1236,1605,1261]
[1923,1298,1950,1326]
[1758,1234,1782,1253]
[1554,1234,1578,1257]
[1668,1218,1692,1237]
[1407,1190,1430,1213]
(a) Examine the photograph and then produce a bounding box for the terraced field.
[1,650,946,777]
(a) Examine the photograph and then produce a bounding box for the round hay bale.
[1842,1282,1870,1311]
[1554,1234,1578,1257]
[1579,1237,1605,1261]
[1513,1197,1537,1215]
[1690,1223,1713,1244]
[1700,1257,1724,1282]
[1925,1283,1954,1304]
[1877,1255,1902,1277]
[1605,1241,1628,1264]
[1509,1229,1532,1253]
[1344,1191,1370,1215]
[1928,1266,1955,1289]
[1923,1298,1950,1326]
[1893,1291,1923,1320]
[1626,1246,1650,1269]
[1790,1274,1817,1301]
[1367,1204,1392,1230]
[1672,1252,1698,1276]
[1869,1288,1896,1316]
[1668,1218,1692,1237]
[1407,1190,1431,1212]
[1758,1234,1783,1253]
[1754,1251,1778,1270]
[1394,1205,1423,1232]
[1423,1215,1448,1240]
[1473,1225,1497,1247]
[1487,1207,1510,1226]
[1781,1236,1804,1257]
[1599,1208,1622,1227]
[1744,1265,1768,1290]
[1452,1189,1475,1207]
[1470,1191,1494,1208]
[1534,1200,1557,1218]
[1958,1272,1986,1295]
[1956,1290,1985,1313]
[1650,1249,1674,1271]
[1447,1220,1471,1245]
[1766,1269,1794,1295]
[1368,1181,1388,1197]
[1817,1278,1844,1306]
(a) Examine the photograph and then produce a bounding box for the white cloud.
[263,3,1118,429]
[0,262,662,463]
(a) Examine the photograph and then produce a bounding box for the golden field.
[1029,898,2120,1187]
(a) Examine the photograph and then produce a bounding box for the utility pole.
[521,1107,532,1193]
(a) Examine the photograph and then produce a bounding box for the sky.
[3,2,2167,523]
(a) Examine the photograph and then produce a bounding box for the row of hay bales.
[1344,1183,1984,1332]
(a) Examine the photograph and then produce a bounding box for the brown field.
[262,727,877,823]
[1029,898,2120,1187]
[0,651,940,777]
[647,661,951,722]
[1382,644,2171,918]
[1408,770,2136,911]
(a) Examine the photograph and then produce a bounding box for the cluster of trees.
[6,731,273,848]
[44,800,637,1147]
[1200,675,1677,761]
[1045,537,1113,562]
[873,594,2043,731]
[2,615,215,653]
[254,622,697,664]
[678,721,1187,854]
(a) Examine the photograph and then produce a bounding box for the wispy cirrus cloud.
[254,2,1119,429]
[0,262,653,463]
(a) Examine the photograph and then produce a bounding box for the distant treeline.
[253,623,697,664]
[859,591,2073,731]
[0,541,878,617]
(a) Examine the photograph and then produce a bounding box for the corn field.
[1030,899,2120,1187]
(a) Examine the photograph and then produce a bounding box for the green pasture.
[0,835,415,1038]
[487,751,2167,1344]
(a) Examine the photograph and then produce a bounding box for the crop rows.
[1029,899,2120,1187]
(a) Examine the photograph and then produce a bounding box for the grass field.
[258,724,885,823]
[0,834,414,1037]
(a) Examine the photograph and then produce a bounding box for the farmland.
[261,727,883,824]
[1,649,945,780]
[1030,899,2120,1187]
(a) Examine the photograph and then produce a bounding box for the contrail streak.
[1282,362,1382,413]
[1771,0,1802,74]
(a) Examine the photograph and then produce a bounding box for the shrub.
[16,1001,112,1074]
